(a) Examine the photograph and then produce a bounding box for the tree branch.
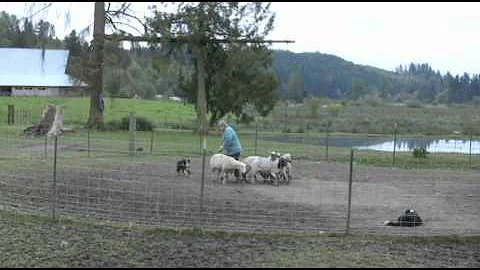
[107,21,146,36]
[105,2,148,36]
[22,2,54,21]
[105,34,295,45]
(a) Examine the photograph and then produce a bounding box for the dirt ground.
[1,216,479,267]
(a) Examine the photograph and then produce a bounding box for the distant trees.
[0,11,62,48]
[287,68,305,103]
[352,79,368,100]
[273,50,480,105]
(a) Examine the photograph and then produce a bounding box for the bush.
[406,100,423,108]
[238,113,254,124]
[295,127,305,133]
[413,147,427,158]
[107,116,155,131]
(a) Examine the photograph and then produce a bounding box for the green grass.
[0,96,197,128]
[0,125,478,171]
[267,101,480,135]
[1,97,479,170]
[2,96,480,136]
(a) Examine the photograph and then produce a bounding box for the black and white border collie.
[384,209,423,227]
[176,158,191,176]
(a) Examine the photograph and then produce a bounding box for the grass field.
[0,120,479,171]
[2,96,480,136]
[1,96,480,171]
[0,96,197,128]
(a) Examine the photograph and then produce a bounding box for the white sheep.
[209,153,249,185]
[277,153,293,184]
[243,152,283,186]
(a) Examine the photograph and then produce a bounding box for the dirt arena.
[2,154,479,237]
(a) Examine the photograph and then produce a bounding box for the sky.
[2,2,480,76]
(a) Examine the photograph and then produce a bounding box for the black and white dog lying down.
[384,209,423,227]
[176,158,191,176]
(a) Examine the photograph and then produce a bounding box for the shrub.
[107,116,155,131]
[406,100,423,108]
[134,117,155,131]
[238,113,254,124]
[328,103,344,117]
[295,127,305,133]
[413,147,427,158]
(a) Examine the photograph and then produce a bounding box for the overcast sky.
[2,2,479,76]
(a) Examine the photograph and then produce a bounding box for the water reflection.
[264,135,480,154]
[357,138,480,154]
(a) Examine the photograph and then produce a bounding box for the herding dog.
[384,209,423,227]
[176,158,191,176]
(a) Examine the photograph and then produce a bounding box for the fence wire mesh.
[0,130,479,236]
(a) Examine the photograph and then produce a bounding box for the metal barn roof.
[0,47,87,87]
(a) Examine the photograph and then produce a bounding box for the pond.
[263,135,480,154]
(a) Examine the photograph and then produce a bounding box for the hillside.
[271,50,479,105]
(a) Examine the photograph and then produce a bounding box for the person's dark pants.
[228,152,240,161]
[228,152,241,178]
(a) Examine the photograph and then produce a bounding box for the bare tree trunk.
[24,105,56,137]
[88,2,105,129]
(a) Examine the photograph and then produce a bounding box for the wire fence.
[0,128,479,236]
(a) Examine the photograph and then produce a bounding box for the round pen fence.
[0,132,478,236]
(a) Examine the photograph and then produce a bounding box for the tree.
[352,79,368,100]
[307,97,321,118]
[146,2,277,126]
[17,18,36,47]
[87,2,146,128]
[86,2,106,129]
[0,11,21,46]
[287,68,304,103]
[380,78,391,100]
[63,30,84,57]
[35,20,55,46]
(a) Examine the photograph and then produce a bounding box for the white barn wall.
[12,87,60,97]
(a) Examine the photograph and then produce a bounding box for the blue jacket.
[223,125,242,155]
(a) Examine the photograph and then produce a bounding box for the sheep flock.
[208,151,293,186]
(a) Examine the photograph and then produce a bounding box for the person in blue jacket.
[217,119,242,160]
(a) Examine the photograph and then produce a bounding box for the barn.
[0,47,87,97]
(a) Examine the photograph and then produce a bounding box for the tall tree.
[63,30,84,57]
[146,2,277,126]
[87,2,106,129]
[17,18,36,47]
[0,11,21,46]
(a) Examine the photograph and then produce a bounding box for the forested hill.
[272,49,392,99]
[271,49,480,105]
